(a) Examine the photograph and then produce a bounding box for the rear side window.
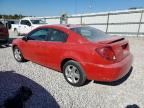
[47,29,68,42]
[71,27,110,42]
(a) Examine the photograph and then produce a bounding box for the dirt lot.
[0,33,144,108]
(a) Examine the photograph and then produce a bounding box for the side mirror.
[22,36,28,41]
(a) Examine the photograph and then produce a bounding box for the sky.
[0,0,144,16]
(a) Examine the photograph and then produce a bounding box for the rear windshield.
[71,26,110,42]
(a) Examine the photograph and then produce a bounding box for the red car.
[12,24,133,86]
[0,21,9,44]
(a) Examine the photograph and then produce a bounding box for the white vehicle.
[11,17,47,35]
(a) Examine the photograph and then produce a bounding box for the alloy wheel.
[14,48,22,61]
[65,65,80,84]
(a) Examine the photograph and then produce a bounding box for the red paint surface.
[12,25,133,81]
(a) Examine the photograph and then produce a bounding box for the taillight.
[96,46,116,61]
[122,43,129,51]
[0,28,8,33]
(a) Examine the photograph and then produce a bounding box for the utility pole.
[75,0,78,14]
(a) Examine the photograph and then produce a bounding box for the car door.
[20,20,31,34]
[0,21,8,40]
[21,28,49,65]
[44,28,68,69]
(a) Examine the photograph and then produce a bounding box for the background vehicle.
[0,21,9,44]
[7,20,19,30]
[11,17,48,36]
[12,24,133,86]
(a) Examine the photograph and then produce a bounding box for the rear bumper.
[0,34,9,41]
[81,54,133,82]
[0,37,9,44]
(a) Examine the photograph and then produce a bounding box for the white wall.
[42,9,144,37]
[109,13,141,23]
[46,18,60,24]
[140,24,144,32]
[88,25,107,32]
[82,15,107,24]
[139,12,144,34]
[67,17,81,24]
[141,12,144,22]
[108,24,139,33]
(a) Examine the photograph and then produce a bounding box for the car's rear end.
[84,37,133,81]
[70,26,133,82]
[0,21,9,44]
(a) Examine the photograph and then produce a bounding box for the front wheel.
[63,60,87,87]
[13,46,27,62]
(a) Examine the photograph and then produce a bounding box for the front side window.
[28,29,49,41]
[21,20,31,26]
[31,20,47,24]
[71,26,110,42]
[47,29,68,42]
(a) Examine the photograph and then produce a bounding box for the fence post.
[106,13,110,33]
[137,10,143,37]
[44,18,46,23]
[80,16,83,25]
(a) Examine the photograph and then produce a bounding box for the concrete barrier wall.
[140,24,144,32]
[45,18,60,24]
[40,9,144,37]
[109,13,141,23]
[82,15,107,24]
[108,24,139,32]
[68,17,81,24]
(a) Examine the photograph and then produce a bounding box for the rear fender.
[59,51,85,70]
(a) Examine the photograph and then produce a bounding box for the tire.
[13,46,27,62]
[8,22,11,29]
[63,60,87,87]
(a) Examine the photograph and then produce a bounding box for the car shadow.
[0,71,60,108]
[94,67,133,86]
[0,44,10,48]
[0,41,10,48]
[125,104,140,108]
[0,38,16,48]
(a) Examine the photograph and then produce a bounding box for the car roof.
[41,24,84,29]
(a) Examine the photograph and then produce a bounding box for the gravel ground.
[0,32,144,108]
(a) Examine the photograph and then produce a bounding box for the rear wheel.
[63,60,87,87]
[13,46,27,62]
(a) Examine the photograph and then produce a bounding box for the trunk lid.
[97,36,130,62]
